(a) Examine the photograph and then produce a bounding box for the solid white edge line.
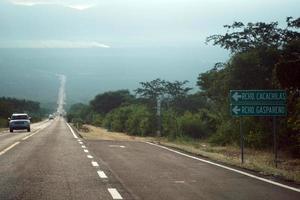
[66,123,78,139]
[145,142,300,193]
[97,170,108,179]
[108,188,123,199]
[0,141,20,156]
[91,161,99,167]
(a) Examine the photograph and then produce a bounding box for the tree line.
[0,97,48,127]
[67,17,300,157]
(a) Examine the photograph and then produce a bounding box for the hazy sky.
[0,0,299,48]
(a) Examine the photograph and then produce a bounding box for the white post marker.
[108,188,123,200]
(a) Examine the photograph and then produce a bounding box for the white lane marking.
[22,132,37,140]
[91,161,99,167]
[66,123,78,139]
[21,120,52,141]
[81,145,86,148]
[146,142,300,193]
[108,188,123,200]
[87,155,93,159]
[84,149,89,153]
[77,139,82,142]
[79,141,83,144]
[109,145,126,148]
[97,170,108,179]
[174,181,185,184]
[0,142,20,156]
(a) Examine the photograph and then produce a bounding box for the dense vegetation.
[68,17,300,157]
[0,97,48,127]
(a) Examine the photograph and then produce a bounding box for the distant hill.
[0,47,228,106]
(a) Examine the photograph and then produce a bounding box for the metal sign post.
[273,117,277,167]
[240,117,244,164]
[230,90,287,166]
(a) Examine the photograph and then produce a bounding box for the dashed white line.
[146,142,300,193]
[0,142,20,156]
[84,149,89,153]
[22,132,37,141]
[79,142,83,144]
[87,155,93,159]
[81,145,87,148]
[21,121,51,141]
[109,145,126,148]
[66,123,78,139]
[97,170,108,179]
[91,161,99,167]
[108,188,123,199]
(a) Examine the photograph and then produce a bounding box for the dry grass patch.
[157,139,300,183]
[78,125,154,142]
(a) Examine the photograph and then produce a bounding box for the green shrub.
[0,117,8,128]
[179,112,206,139]
[209,120,239,146]
[162,109,180,139]
[102,112,114,131]
[126,105,154,136]
[91,114,104,127]
[102,105,154,136]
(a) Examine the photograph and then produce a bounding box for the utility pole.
[156,96,162,137]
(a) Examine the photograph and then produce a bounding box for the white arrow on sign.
[232,106,241,114]
[232,92,242,101]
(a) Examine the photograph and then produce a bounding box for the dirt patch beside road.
[78,125,154,142]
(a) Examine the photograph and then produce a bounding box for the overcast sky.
[0,0,299,48]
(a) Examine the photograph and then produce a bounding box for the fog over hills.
[0,46,228,107]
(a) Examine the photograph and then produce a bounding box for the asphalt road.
[0,118,299,200]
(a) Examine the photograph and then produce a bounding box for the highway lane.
[0,120,52,154]
[0,118,132,200]
[1,117,299,200]
[85,140,300,200]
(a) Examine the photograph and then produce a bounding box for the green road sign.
[230,90,287,116]
[230,104,287,116]
[230,90,286,104]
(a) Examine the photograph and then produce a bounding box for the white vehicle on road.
[8,113,31,132]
